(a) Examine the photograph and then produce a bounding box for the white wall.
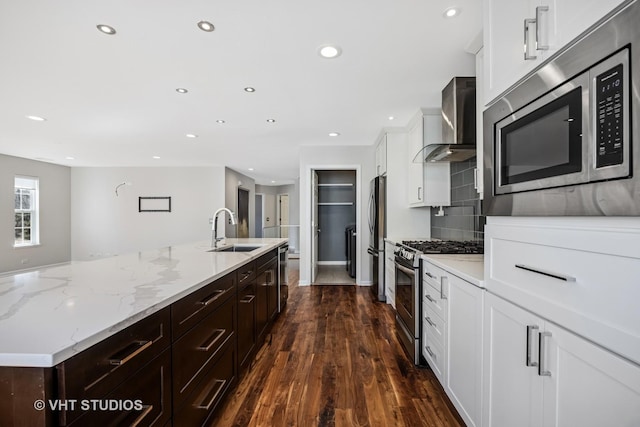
[0,154,71,273]
[71,167,225,260]
[299,145,374,286]
[385,130,432,239]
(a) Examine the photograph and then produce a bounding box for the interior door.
[311,171,319,284]
[278,194,289,238]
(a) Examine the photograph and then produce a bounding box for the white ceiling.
[0,0,482,184]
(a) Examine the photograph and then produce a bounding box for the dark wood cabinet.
[237,280,257,373]
[256,250,278,345]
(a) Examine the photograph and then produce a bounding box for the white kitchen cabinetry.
[406,110,450,207]
[422,260,483,427]
[483,0,627,105]
[384,240,395,307]
[483,292,640,427]
[475,46,484,199]
[375,133,387,176]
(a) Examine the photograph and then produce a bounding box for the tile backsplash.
[430,157,486,242]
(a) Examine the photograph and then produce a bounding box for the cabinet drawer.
[57,307,170,425]
[172,271,236,339]
[237,260,256,287]
[174,340,236,426]
[238,283,257,371]
[423,261,447,293]
[423,301,445,349]
[172,296,236,408]
[256,250,277,272]
[487,223,640,365]
[66,349,172,427]
[423,327,445,382]
[422,280,446,320]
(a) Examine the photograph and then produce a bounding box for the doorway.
[255,194,264,238]
[311,170,357,285]
[278,194,289,238]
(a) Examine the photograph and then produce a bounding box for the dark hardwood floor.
[210,266,463,427]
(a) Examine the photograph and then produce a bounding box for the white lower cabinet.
[483,292,640,427]
[384,241,396,308]
[422,259,483,427]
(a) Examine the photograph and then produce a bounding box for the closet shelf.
[317,183,354,187]
[318,202,354,206]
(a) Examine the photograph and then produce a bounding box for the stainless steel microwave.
[484,0,640,216]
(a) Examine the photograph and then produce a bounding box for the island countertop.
[0,238,287,368]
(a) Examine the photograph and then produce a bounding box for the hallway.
[210,264,462,426]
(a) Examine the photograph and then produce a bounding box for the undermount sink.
[209,244,266,253]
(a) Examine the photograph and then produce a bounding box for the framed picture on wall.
[237,187,249,238]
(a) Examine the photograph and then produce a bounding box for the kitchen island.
[0,237,287,426]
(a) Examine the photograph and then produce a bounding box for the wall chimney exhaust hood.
[413,77,476,163]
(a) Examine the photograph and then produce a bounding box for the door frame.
[277,193,290,238]
[255,193,265,238]
[304,165,361,286]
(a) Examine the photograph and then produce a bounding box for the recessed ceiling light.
[65,156,75,160]
[266,119,276,123]
[96,24,116,35]
[388,116,395,121]
[271,180,276,183]
[216,119,226,124]
[329,132,340,137]
[197,21,215,32]
[443,7,461,18]
[185,133,198,138]
[318,44,342,59]
[248,168,254,171]
[26,115,46,122]
[244,87,256,93]
[152,156,161,159]
[176,88,188,94]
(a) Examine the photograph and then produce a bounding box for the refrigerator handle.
[368,189,374,234]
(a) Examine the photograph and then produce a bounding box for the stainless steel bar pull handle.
[515,264,576,282]
[425,346,435,358]
[425,294,436,303]
[538,331,552,376]
[524,18,537,60]
[536,6,550,50]
[526,325,539,367]
[426,316,436,328]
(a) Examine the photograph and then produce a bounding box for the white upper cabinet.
[406,111,451,208]
[375,133,387,176]
[483,0,627,105]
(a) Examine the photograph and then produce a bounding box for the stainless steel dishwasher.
[278,244,289,312]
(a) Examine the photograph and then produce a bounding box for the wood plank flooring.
[209,267,463,427]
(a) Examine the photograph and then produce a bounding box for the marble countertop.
[420,254,484,288]
[0,238,286,368]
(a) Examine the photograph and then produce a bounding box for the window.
[14,176,39,247]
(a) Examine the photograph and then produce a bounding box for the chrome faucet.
[212,208,237,247]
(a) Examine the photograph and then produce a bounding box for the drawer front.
[423,301,445,349]
[237,260,256,287]
[423,261,447,293]
[57,307,171,425]
[172,296,236,407]
[488,223,640,365]
[172,271,236,339]
[423,327,445,382]
[256,250,278,272]
[67,349,171,427]
[422,280,446,320]
[174,340,237,427]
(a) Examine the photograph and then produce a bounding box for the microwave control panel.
[595,63,624,168]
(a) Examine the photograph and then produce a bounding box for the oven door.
[395,259,417,337]
[495,72,589,195]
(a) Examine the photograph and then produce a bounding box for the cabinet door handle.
[108,340,153,366]
[425,345,435,358]
[198,288,227,306]
[424,271,436,280]
[524,18,537,60]
[418,187,423,201]
[515,264,576,282]
[197,329,226,352]
[240,295,256,304]
[536,6,549,50]
[131,405,154,427]
[425,294,436,303]
[440,276,448,300]
[195,378,227,410]
[538,331,552,377]
[426,316,436,328]
[526,325,539,367]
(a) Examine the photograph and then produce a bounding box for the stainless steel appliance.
[484,1,640,216]
[367,175,386,301]
[278,244,288,312]
[394,240,484,365]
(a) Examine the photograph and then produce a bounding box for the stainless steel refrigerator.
[367,175,386,301]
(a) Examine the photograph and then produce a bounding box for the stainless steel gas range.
[393,240,483,365]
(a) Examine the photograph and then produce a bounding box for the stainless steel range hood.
[414,77,477,163]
